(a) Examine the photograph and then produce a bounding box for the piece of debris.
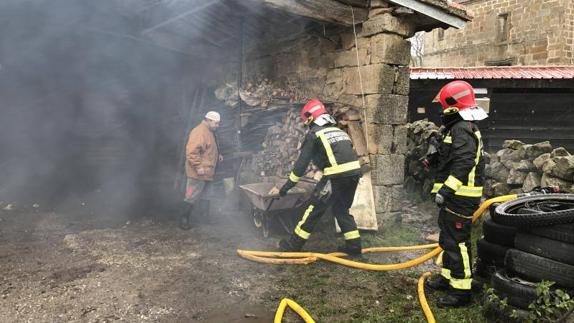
[3,204,14,211]
[32,204,40,208]
[425,233,439,242]
[244,313,258,318]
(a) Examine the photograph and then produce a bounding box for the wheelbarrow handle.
[265,197,279,212]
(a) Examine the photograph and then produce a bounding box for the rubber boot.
[438,291,471,308]
[337,238,362,255]
[179,205,192,230]
[278,236,305,252]
[425,275,450,291]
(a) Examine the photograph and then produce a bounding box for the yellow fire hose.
[274,298,316,323]
[239,195,518,321]
[418,272,436,323]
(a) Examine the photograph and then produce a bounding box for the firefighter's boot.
[337,238,362,255]
[179,205,192,230]
[438,291,471,308]
[278,236,305,252]
[425,275,450,291]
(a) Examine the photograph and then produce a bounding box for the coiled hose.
[241,195,518,322]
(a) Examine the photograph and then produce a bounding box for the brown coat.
[185,121,219,181]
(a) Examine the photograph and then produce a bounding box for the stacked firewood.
[214,78,298,109]
[250,109,322,180]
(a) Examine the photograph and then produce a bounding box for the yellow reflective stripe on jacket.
[343,230,360,240]
[459,242,472,279]
[431,183,443,193]
[450,277,472,290]
[468,130,482,187]
[323,161,361,176]
[443,135,452,144]
[294,205,314,240]
[289,171,300,183]
[454,185,483,197]
[315,127,339,166]
[444,175,462,191]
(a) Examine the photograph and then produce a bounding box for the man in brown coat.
[180,111,221,229]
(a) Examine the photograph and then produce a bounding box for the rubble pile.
[403,120,440,200]
[484,140,574,196]
[403,119,574,199]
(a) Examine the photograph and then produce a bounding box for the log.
[246,0,368,26]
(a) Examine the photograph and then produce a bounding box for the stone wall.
[422,0,574,66]
[242,6,416,223]
[485,140,574,196]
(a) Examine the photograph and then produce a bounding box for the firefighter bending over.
[276,99,363,255]
[424,81,488,307]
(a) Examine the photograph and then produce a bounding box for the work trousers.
[438,207,473,293]
[292,175,361,248]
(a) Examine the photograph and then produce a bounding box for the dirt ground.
[0,197,488,323]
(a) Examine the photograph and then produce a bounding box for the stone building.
[422,0,574,66]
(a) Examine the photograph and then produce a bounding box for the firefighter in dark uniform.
[424,81,488,307]
[277,99,363,255]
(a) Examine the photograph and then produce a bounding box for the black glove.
[279,181,295,197]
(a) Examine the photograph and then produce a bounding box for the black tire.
[527,223,574,244]
[494,194,574,227]
[491,270,538,310]
[477,239,510,267]
[483,219,517,247]
[514,232,574,266]
[489,202,502,223]
[505,249,574,289]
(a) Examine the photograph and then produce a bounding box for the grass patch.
[361,222,426,248]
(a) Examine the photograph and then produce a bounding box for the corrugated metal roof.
[410,67,574,80]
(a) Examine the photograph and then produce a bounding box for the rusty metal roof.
[410,66,574,80]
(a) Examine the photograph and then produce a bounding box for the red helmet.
[301,99,328,124]
[434,80,477,111]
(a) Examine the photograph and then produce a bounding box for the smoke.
[0,0,217,219]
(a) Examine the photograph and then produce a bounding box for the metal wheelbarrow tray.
[239,176,316,238]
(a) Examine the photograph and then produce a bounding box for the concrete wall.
[423,0,574,66]
[241,8,416,223]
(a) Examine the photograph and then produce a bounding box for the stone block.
[507,168,528,185]
[522,172,542,193]
[524,141,553,159]
[340,32,355,50]
[337,94,363,108]
[366,124,393,154]
[512,160,536,172]
[370,154,405,185]
[332,48,370,68]
[493,182,511,196]
[533,153,551,170]
[393,66,410,95]
[544,156,574,181]
[362,13,415,38]
[551,147,571,158]
[370,33,411,66]
[342,64,395,95]
[502,139,525,150]
[365,94,408,125]
[372,184,403,214]
[393,125,408,154]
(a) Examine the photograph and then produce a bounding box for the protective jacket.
[185,121,219,181]
[431,119,485,215]
[284,125,361,189]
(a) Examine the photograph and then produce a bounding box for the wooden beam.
[245,0,368,26]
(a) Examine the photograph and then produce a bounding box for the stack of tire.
[477,193,574,311]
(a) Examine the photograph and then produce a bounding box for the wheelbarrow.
[239,176,316,238]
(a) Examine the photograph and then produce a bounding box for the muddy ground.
[0,197,489,322]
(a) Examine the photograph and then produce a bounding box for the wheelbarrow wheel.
[261,217,270,238]
[252,208,263,228]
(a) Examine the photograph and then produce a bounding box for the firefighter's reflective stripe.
[289,171,300,183]
[316,127,339,166]
[315,127,361,176]
[459,242,472,278]
[294,205,314,239]
[450,277,472,290]
[468,131,482,187]
[443,135,453,144]
[323,161,361,176]
[343,230,360,240]
[454,185,483,197]
[431,183,443,193]
[441,268,451,280]
[444,175,462,191]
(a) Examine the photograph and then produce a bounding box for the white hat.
[205,111,220,122]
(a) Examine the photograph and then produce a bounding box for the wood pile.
[214,78,298,109]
